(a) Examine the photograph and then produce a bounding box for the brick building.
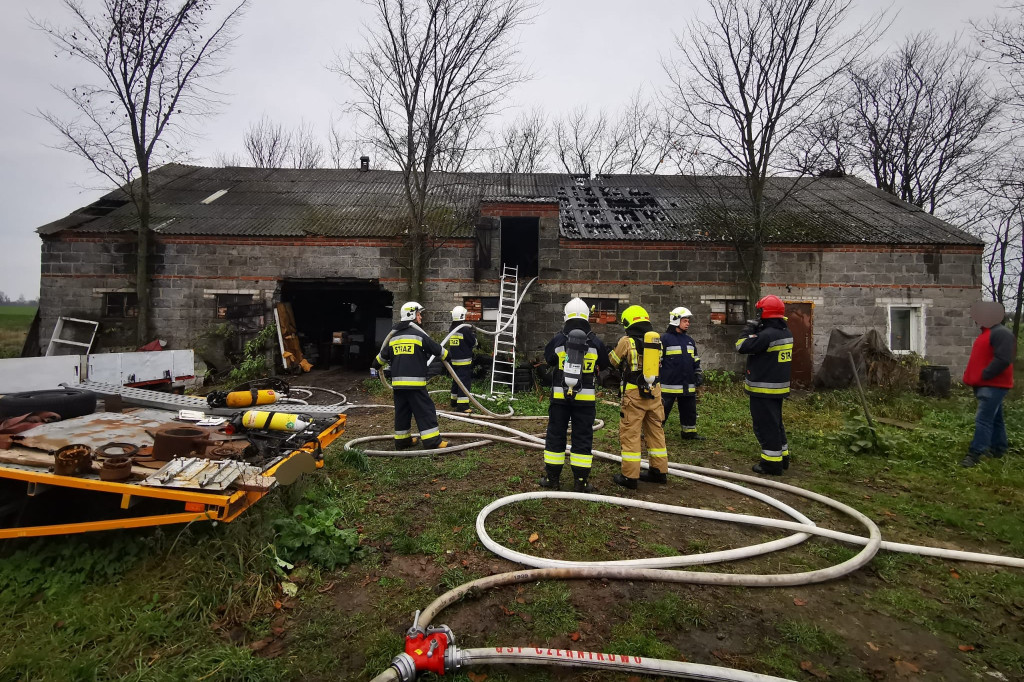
[35,164,983,381]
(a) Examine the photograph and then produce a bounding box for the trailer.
[0,382,347,539]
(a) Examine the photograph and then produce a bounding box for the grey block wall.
[38,225,982,378]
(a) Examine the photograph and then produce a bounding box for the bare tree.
[36,0,248,345]
[328,115,365,169]
[975,3,1024,126]
[664,0,883,306]
[288,120,325,169]
[334,0,532,301]
[243,115,292,168]
[484,109,550,173]
[212,150,245,167]
[552,92,670,176]
[849,33,1002,215]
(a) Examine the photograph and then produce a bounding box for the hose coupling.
[398,614,457,678]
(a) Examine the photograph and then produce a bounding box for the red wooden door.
[785,302,813,389]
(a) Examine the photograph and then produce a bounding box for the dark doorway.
[785,302,814,389]
[500,216,539,277]
[279,279,393,369]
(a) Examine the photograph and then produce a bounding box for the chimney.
[360,155,370,172]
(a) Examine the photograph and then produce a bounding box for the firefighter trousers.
[662,393,697,433]
[544,400,596,472]
[619,389,667,478]
[394,388,441,449]
[449,365,473,407]
[749,396,788,464]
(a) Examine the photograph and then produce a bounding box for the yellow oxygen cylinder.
[642,330,661,387]
[240,410,313,432]
[226,390,278,408]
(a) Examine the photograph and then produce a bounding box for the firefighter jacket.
[544,318,610,402]
[445,321,477,367]
[609,321,661,396]
[735,318,792,397]
[661,326,700,395]
[376,321,447,389]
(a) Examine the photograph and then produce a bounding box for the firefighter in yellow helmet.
[608,304,668,489]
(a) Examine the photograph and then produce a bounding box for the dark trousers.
[544,400,596,471]
[749,396,787,463]
[663,393,697,432]
[450,364,473,406]
[394,388,441,449]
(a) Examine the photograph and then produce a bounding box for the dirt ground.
[271,368,1022,681]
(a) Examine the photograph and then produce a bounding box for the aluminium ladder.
[489,265,519,396]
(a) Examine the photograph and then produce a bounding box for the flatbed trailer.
[0,390,347,539]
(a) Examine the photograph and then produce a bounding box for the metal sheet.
[141,456,274,491]
[0,356,82,393]
[13,409,176,452]
[79,381,349,416]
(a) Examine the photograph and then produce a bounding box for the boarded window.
[726,300,747,325]
[216,293,257,319]
[103,292,138,318]
[588,298,619,324]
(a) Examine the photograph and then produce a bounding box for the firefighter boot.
[612,473,638,490]
[638,467,668,484]
[752,458,784,476]
[538,464,562,490]
[782,454,790,470]
[681,431,706,441]
[571,466,593,493]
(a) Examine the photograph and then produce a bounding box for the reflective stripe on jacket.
[377,321,447,389]
[735,319,792,397]
[445,322,477,367]
[660,328,700,395]
[544,323,610,403]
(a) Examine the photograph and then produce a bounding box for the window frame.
[102,291,138,319]
[215,292,257,319]
[587,297,619,324]
[886,304,926,356]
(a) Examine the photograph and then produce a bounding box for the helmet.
[669,306,692,325]
[755,295,786,319]
[400,301,424,321]
[564,297,589,321]
[451,305,468,321]
[620,305,650,328]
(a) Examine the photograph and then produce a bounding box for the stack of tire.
[0,389,97,420]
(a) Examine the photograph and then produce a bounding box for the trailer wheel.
[0,389,97,420]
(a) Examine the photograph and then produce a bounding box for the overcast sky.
[0,0,1006,300]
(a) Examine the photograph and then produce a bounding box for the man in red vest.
[961,301,1016,468]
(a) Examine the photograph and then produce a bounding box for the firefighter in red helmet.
[735,295,792,475]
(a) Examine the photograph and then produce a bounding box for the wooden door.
[785,302,813,389]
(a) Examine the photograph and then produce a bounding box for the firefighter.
[375,301,448,450]
[661,306,705,440]
[445,305,476,413]
[539,297,610,492]
[736,294,793,475]
[609,305,668,489]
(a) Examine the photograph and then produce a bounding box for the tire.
[0,389,97,420]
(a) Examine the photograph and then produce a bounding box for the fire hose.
[351,290,1024,681]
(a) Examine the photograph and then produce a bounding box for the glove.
[742,320,759,336]
[694,369,704,387]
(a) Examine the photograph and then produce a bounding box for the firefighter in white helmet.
[608,305,668,490]
[661,306,705,440]
[445,305,476,412]
[538,297,610,492]
[374,302,448,450]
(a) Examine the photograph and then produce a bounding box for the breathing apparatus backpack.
[562,328,589,399]
[626,331,662,398]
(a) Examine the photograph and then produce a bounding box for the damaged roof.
[37,163,981,246]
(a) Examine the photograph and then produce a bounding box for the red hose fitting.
[405,627,450,675]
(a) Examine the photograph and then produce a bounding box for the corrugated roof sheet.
[37,164,981,245]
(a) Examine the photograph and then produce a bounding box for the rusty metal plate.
[141,456,274,492]
[12,409,177,453]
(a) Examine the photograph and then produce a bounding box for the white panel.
[87,353,123,384]
[119,351,172,384]
[171,350,195,378]
[0,356,82,393]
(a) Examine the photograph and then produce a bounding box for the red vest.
[963,328,1014,388]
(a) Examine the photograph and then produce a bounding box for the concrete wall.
[38,207,982,377]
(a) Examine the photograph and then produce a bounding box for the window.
[588,298,619,324]
[888,306,924,355]
[463,296,500,322]
[707,299,747,325]
[216,293,257,319]
[103,292,138,318]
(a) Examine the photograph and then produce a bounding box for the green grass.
[0,305,34,358]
